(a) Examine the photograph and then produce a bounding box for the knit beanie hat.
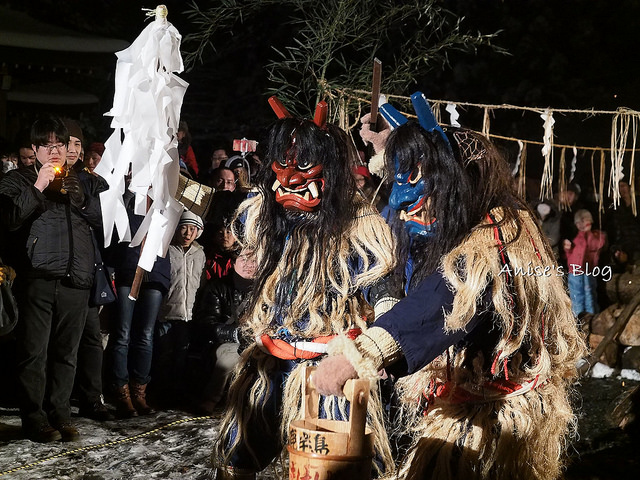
[62,118,84,144]
[87,142,105,156]
[179,209,204,238]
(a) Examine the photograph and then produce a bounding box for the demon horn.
[268,96,293,119]
[313,101,328,128]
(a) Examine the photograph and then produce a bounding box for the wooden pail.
[287,367,374,480]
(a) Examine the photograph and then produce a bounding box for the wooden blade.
[369,57,382,131]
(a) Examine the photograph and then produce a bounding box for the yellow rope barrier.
[0,415,213,477]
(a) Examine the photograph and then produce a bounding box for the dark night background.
[2,0,639,185]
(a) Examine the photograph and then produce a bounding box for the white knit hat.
[178,209,204,238]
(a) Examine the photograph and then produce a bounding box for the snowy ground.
[0,364,638,480]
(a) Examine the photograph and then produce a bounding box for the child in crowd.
[563,209,607,316]
[152,209,206,407]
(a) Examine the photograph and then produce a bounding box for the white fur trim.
[368,150,386,178]
[326,335,380,389]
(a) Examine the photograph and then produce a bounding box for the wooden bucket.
[287,367,374,480]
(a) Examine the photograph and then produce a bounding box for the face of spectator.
[175,224,198,249]
[214,226,237,252]
[234,250,257,280]
[1,154,17,173]
[85,151,102,172]
[33,133,67,168]
[211,149,228,170]
[177,129,186,142]
[18,148,36,167]
[66,135,82,166]
[559,190,577,206]
[354,173,366,190]
[575,213,593,232]
[215,169,236,192]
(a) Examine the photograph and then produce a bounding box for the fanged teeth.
[399,210,417,221]
[308,182,319,199]
[272,180,281,191]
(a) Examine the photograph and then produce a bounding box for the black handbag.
[89,230,116,307]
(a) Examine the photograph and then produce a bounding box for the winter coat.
[160,242,206,322]
[191,272,252,346]
[0,165,107,288]
[565,229,607,274]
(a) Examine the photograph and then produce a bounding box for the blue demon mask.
[388,157,435,238]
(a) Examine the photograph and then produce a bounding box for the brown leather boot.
[114,384,138,419]
[130,382,155,415]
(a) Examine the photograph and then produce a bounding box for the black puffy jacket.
[191,271,252,346]
[0,165,108,289]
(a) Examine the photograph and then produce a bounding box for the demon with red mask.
[213,100,398,479]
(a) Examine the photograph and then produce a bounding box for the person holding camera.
[0,115,106,443]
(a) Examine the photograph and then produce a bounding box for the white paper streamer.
[96,9,187,269]
[512,140,523,177]
[539,109,555,199]
[569,146,577,182]
[446,103,461,127]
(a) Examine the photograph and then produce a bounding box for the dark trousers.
[16,278,89,428]
[152,320,190,394]
[74,306,104,405]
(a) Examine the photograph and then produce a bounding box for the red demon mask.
[271,134,325,213]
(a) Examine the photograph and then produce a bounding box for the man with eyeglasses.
[0,115,106,443]
[212,166,237,192]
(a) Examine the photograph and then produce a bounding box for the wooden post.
[128,195,152,301]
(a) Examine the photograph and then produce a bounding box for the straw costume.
[213,102,397,479]
[314,98,587,480]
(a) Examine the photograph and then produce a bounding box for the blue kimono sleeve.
[373,271,487,374]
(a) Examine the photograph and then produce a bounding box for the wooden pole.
[128,195,152,301]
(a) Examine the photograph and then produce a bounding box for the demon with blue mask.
[315,93,587,480]
[213,97,397,480]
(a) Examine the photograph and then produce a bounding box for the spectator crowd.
[0,111,638,448]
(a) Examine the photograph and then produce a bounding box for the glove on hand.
[312,354,358,397]
[62,169,85,207]
[359,113,390,154]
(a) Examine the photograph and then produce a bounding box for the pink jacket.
[565,230,606,274]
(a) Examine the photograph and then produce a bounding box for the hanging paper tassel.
[518,141,527,199]
[631,117,638,216]
[432,101,442,125]
[558,147,568,210]
[482,108,491,137]
[569,146,577,182]
[96,5,187,274]
[610,109,633,209]
[590,150,598,204]
[446,103,461,127]
[539,109,555,200]
[512,140,523,177]
[599,149,606,215]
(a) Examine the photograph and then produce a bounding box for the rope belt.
[422,374,547,412]
[257,328,362,360]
